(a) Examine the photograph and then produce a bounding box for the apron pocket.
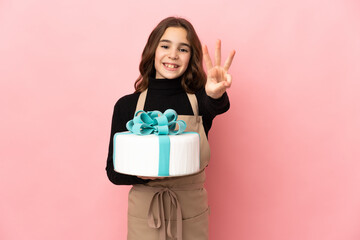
[182,208,209,240]
[127,214,159,240]
[128,208,209,240]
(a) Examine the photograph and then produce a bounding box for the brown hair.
[134,17,206,93]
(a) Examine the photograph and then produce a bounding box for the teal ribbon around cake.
[126,109,186,176]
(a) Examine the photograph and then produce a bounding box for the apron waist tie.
[133,183,204,240]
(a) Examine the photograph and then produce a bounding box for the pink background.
[1,0,359,239]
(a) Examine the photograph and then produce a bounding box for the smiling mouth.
[163,63,179,69]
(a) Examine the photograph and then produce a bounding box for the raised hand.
[203,40,236,99]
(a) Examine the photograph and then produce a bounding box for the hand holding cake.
[203,39,236,99]
[136,176,165,180]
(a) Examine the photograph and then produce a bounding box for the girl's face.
[154,27,191,79]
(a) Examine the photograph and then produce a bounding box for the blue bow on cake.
[126,109,186,136]
[125,109,186,176]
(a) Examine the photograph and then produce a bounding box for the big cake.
[113,109,200,177]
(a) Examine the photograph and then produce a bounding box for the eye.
[179,48,189,53]
[160,45,169,49]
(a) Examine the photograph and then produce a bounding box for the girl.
[106,16,235,240]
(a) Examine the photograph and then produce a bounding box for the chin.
[158,72,184,79]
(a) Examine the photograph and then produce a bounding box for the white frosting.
[113,132,200,177]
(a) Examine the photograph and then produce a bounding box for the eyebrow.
[159,39,191,48]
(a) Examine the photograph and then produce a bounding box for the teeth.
[165,63,177,68]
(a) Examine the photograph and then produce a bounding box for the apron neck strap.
[135,89,199,117]
[186,92,199,116]
[135,89,148,113]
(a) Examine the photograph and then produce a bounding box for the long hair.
[134,17,206,93]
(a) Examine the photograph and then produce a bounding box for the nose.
[168,48,178,60]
